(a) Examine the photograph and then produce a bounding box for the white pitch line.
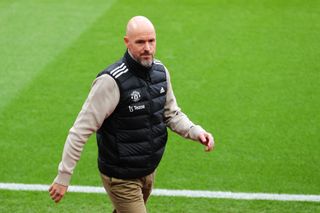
[0,183,320,202]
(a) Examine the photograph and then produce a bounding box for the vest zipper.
[146,73,153,167]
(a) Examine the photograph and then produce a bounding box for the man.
[49,16,214,213]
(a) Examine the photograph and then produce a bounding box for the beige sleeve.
[164,68,206,141]
[53,74,120,186]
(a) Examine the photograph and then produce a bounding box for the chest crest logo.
[130,90,141,102]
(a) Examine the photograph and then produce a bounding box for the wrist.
[188,125,205,141]
[54,173,71,186]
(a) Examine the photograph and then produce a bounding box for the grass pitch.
[0,0,319,212]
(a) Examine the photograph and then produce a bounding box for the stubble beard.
[128,49,154,68]
[139,58,153,68]
[137,52,154,68]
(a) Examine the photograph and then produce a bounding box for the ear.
[124,36,129,48]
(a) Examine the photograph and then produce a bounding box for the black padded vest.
[96,51,168,179]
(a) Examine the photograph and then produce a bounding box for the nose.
[145,42,151,51]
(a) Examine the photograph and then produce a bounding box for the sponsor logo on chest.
[128,105,145,112]
[129,90,145,112]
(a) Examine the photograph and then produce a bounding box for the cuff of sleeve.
[54,173,72,186]
[188,125,205,141]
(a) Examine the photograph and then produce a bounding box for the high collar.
[124,50,152,80]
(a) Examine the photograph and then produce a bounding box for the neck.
[124,50,152,80]
[127,50,136,62]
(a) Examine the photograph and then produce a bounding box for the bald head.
[126,16,155,38]
[124,16,157,68]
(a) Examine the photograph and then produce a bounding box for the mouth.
[141,54,152,59]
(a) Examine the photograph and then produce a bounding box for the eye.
[135,40,145,44]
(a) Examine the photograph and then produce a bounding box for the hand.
[199,132,214,152]
[49,183,68,203]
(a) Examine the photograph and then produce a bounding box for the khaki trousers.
[100,172,155,213]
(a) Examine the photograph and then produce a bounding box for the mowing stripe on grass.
[0,183,319,202]
[0,0,117,111]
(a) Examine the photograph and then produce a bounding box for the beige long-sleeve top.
[54,68,205,186]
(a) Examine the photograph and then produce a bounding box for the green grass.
[0,0,319,212]
[1,190,320,213]
[0,0,116,110]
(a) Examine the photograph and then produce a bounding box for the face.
[124,30,156,67]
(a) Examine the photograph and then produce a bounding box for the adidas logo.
[160,87,165,94]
